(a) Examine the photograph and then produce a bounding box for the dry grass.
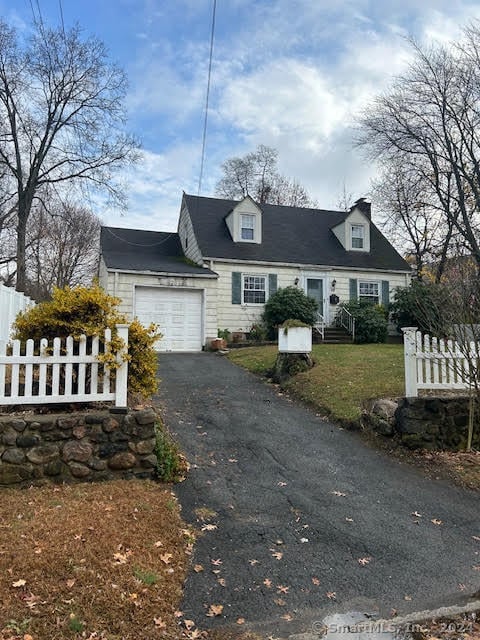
[0,480,193,640]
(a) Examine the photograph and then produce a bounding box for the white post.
[402,327,418,397]
[115,324,129,408]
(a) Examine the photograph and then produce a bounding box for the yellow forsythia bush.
[13,284,161,398]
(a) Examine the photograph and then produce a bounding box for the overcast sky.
[4,0,480,231]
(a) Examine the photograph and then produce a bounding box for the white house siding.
[211,260,410,334]
[99,269,218,348]
[178,203,203,264]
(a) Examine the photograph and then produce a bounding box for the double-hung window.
[358,281,379,304]
[241,214,255,241]
[243,275,266,304]
[351,224,364,249]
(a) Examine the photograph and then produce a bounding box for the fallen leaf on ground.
[194,564,204,573]
[345,517,354,522]
[160,553,173,564]
[472,535,480,541]
[184,619,196,630]
[263,578,272,588]
[411,511,422,518]
[12,579,27,588]
[404,595,412,601]
[249,559,259,565]
[312,577,320,585]
[66,578,75,589]
[326,591,336,600]
[154,617,166,628]
[154,540,163,547]
[211,558,222,566]
[277,481,288,487]
[281,613,294,621]
[217,577,226,586]
[270,550,283,560]
[201,524,217,531]
[174,610,184,618]
[358,557,371,566]
[274,597,286,606]
[206,603,224,617]
[431,519,443,526]
[236,617,245,625]
[113,551,131,564]
[277,585,289,594]
[331,490,346,497]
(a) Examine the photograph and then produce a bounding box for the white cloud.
[119,0,480,231]
[101,145,201,231]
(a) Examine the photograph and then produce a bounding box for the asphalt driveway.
[156,353,480,637]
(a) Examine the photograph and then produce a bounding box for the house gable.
[224,196,262,244]
[178,195,203,263]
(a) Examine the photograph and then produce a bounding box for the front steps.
[314,326,353,344]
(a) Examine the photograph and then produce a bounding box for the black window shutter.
[381,280,390,306]
[349,278,358,301]
[232,272,242,304]
[268,274,277,298]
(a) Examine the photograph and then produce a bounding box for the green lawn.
[227,343,405,424]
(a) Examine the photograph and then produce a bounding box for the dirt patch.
[364,429,480,491]
[0,479,193,639]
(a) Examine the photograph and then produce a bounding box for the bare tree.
[0,18,137,292]
[216,144,316,206]
[371,159,452,279]
[25,202,100,300]
[357,28,480,275]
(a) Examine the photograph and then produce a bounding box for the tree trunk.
[15,212,27,292]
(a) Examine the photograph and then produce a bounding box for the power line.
[58,0,66,36]
[197,0,217,197]
[104,227,175,248]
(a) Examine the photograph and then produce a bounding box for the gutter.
[202,256,411,275]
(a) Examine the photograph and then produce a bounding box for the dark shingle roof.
[100,226,217,276]
[184,194,411,271]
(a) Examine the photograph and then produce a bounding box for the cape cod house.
[98,194,411,351]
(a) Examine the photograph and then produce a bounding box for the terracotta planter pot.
[210,338,227,351]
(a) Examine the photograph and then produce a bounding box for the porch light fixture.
[331,279,337,290]
[294,277,300,286]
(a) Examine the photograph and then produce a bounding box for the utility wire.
[197,0,217,197]
[104,227,175,248]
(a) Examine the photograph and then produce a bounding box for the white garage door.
[135,287,203,352]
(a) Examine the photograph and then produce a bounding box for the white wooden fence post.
[402,327,418,397]
[115,324,129,408]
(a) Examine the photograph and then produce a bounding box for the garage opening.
[134,287,203,352]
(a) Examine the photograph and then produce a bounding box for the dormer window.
[225,196,262,244]
[351,224,365,250]
[241,214,255,241]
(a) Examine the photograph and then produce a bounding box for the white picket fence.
[0,325,129,407]
[0,284,33,344]
[402,327,480,397]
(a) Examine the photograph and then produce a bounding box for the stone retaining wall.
[395,397,480,450]
[0,409,157,486]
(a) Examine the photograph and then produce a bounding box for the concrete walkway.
[156,353,480,638]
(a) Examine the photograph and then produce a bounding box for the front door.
[306,278,324,317]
